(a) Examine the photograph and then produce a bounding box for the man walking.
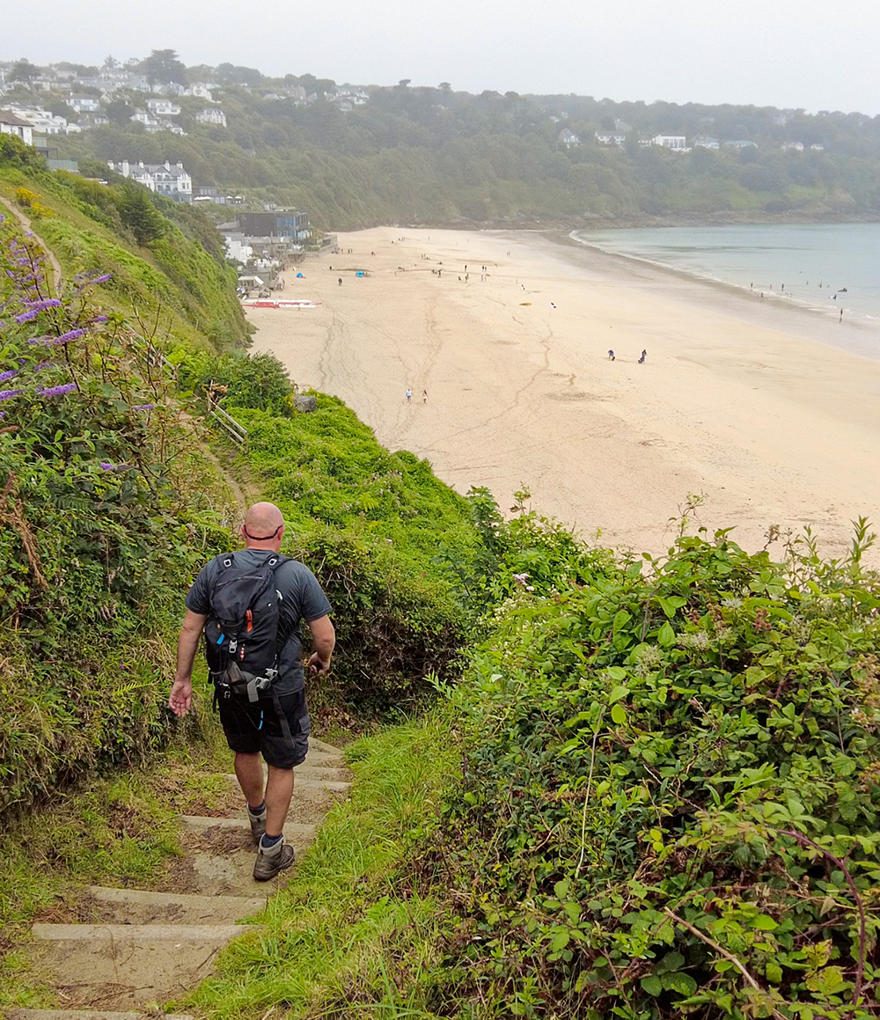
[169,502,335,881]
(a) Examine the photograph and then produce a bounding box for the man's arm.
[169,609,207,717]
[306,614,335,675]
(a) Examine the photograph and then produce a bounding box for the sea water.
[573,223,880,323]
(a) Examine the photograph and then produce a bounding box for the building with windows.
[0,109,33,146]
[107,160,193,202]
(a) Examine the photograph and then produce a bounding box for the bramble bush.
[425,521,880,1019]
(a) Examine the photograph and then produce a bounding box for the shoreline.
[247,226,880,565]
[552,229,880,362]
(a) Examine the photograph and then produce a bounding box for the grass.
[0,671,235,1009]
[184,716,459,1019]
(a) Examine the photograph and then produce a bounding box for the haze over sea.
[574,223,880,329]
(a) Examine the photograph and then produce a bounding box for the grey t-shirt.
[186,549,332,694]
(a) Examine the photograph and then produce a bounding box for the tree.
[140,49,187,87]
[398,79,411,88]
[9,59,38,83]
[118,184,164,245]
[105,98,134,126]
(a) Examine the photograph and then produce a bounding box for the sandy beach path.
[247,227,880,562]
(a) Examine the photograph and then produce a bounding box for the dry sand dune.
[247,227,880,563]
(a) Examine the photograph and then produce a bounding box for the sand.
[246,227,880,564]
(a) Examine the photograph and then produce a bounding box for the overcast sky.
[4,0,879,115]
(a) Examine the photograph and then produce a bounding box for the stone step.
[172,817,316,896]
[9,1011,195,1020]
[28,924,260,1010]
[180,814,317,839]
[218,767,348,791]
[295,762,352,782]
[218,774,350,828]
[308,736,347,757]
[32,922,259,941]
[80,885,265,925]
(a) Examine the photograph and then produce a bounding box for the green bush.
[178,349,295,416]
[428,527,880,1019]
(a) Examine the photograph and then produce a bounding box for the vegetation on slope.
[45,69,880,227]
[0,134,248,350]
[195,509,880,1020]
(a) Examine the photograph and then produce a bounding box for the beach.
[246,227,880,562]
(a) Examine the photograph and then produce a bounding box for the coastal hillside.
[2,143,878,1019]
[4,55,880,226]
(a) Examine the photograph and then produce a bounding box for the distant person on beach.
[840,308,844,322]
[422,389,428,403]
[638,349,647,364]
[406,388,412,402]
[338,278,342,286]
[608,349,615,361]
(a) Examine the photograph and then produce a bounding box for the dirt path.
[0,193,64,293]
[10,738,350,1018]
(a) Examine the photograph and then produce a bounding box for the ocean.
[572,223,880,324]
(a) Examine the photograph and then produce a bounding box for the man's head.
[241,502,285,551]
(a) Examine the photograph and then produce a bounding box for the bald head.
[242,502,285,549]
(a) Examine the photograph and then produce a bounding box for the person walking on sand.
[406,388,412,402]
[169,502,335,882]
[608,349,615,361]
[638,349,647,364]
[422,389,428,403]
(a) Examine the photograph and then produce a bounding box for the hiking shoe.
[253,839,295,881]
[248,805,267,843]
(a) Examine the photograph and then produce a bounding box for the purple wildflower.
[37,382,78,398]
[15,310,39,323]
[132,403,155,411]
[90,314,109,323]
[24,298,62,312]
[29,327,88,347]
[0,389,23,402]
[100,462,116,471]
[0,369,20,383]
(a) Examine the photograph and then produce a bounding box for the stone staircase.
[9,739,350,1020]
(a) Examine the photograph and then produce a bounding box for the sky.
[4,0,880,116]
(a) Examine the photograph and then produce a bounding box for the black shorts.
[217,688,310,768]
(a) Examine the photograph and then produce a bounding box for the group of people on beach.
[608,349,648,363]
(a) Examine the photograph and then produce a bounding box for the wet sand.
[247,227,880,563]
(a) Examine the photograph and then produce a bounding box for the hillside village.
[0,53,836,169]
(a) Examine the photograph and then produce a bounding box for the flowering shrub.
[0,220,202,814]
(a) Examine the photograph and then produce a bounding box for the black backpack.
[204,552,289,702]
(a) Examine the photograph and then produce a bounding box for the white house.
[652,134,688,150]
[131,110,161,128]
[11,106,67,135]
[196,107,226,127]
[146,98,181,116]
[70,96,100,113]
[557,128,580,148]
[185,83,215,101]
[693,136,720,150]
[107,160,192,202]
[0,109,33,146]
[595,132,626,147]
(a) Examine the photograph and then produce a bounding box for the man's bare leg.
[264,764,294,837]
[234,751,265,809]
